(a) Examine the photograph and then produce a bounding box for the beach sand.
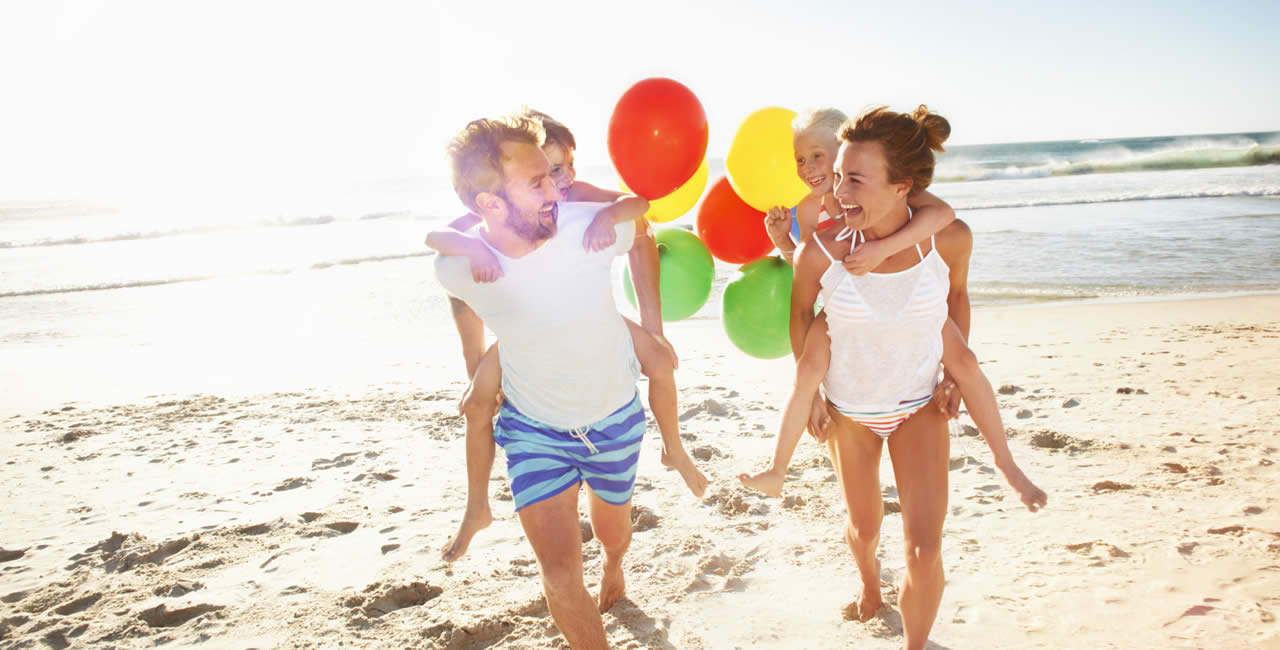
[2,293,1279,649]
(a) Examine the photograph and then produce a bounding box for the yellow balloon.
[620,157,709,223]
[725,107,810,212]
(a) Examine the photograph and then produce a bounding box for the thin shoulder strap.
[811,234,837,263]
[906,206,925,261]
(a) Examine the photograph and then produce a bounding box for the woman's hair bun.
[911,104,950,152]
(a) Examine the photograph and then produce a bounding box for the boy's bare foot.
[661,449,708,498]
[440,505,493,562]
[737,468,784,497]
[841,559,883,622]
[598,557,626,612]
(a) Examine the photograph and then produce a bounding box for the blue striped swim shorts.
[493,394,646,511]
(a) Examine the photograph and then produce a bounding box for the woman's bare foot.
[440,505,493,562]
[737,467,784,497]
[662,449,708,498]
[598,556,626,612]
[842,559,883,622]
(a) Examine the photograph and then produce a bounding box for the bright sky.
[1,0,1276,200]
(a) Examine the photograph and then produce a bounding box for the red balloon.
[607,78,708,200]
[696,176,775,264]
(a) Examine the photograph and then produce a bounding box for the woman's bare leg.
[826,406,887,621]
[885,405,950,650]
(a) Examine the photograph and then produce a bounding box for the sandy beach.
[2,292,1279,649]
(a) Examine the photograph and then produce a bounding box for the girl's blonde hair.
[792,107,849,137]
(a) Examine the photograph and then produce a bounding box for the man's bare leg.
[622,318,706,498]
[518,484,608,649]
[587,489,633,613]
[441,345,500,562]
[826,406,887,622]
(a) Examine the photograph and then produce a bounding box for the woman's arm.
[789,236,829,359]
[935,218,973,339]
[931,218,974,416]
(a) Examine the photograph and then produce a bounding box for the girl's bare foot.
[440,505,493,562]
[737,468,784,497]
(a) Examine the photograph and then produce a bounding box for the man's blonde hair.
[447,115,546,212]
[792,107,849,137]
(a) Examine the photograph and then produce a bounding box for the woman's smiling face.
[832,139,909,229]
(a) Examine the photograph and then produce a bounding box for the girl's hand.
[843,239,892,275]
[764,206,793,248]
[1001,463,1048,512]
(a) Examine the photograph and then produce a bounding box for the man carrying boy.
[435,114,702,648]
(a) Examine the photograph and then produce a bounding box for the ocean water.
[2,131,1278,408]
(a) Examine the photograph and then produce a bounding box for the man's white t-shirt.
[434,202,640,429]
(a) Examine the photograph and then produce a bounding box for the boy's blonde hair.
[792,107,849,137]
[446,114,546,212]
[521,108,577,151]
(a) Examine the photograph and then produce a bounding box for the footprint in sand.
[1091,480,1134,492]
[347,581,442,618]
[0,547,28,563]
[312,452,360,470]
[690,445,721,461]
[52,593,102,616]
[1207,525,1244,536]
[1065,541,1131,566]
[274,477,312,491]
[631,505,660,532]
[137,603,226,628]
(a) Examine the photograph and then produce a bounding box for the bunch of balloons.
[608,80,806,358]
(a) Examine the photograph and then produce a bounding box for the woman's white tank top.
[813,220,951,412]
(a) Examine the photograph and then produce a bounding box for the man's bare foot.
[841,560,883,622]
[662,449,708,498]
[440,505,493,562]
[598,557,626,612]
[737,468,784,497]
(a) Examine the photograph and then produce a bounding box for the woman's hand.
[807,393,831,442]
[932,371,962,418]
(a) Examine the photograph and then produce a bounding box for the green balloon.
[622,228,714,322]
[722,255,793,359]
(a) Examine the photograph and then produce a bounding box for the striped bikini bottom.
[493,394,646,511]
[830,394,933,438]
